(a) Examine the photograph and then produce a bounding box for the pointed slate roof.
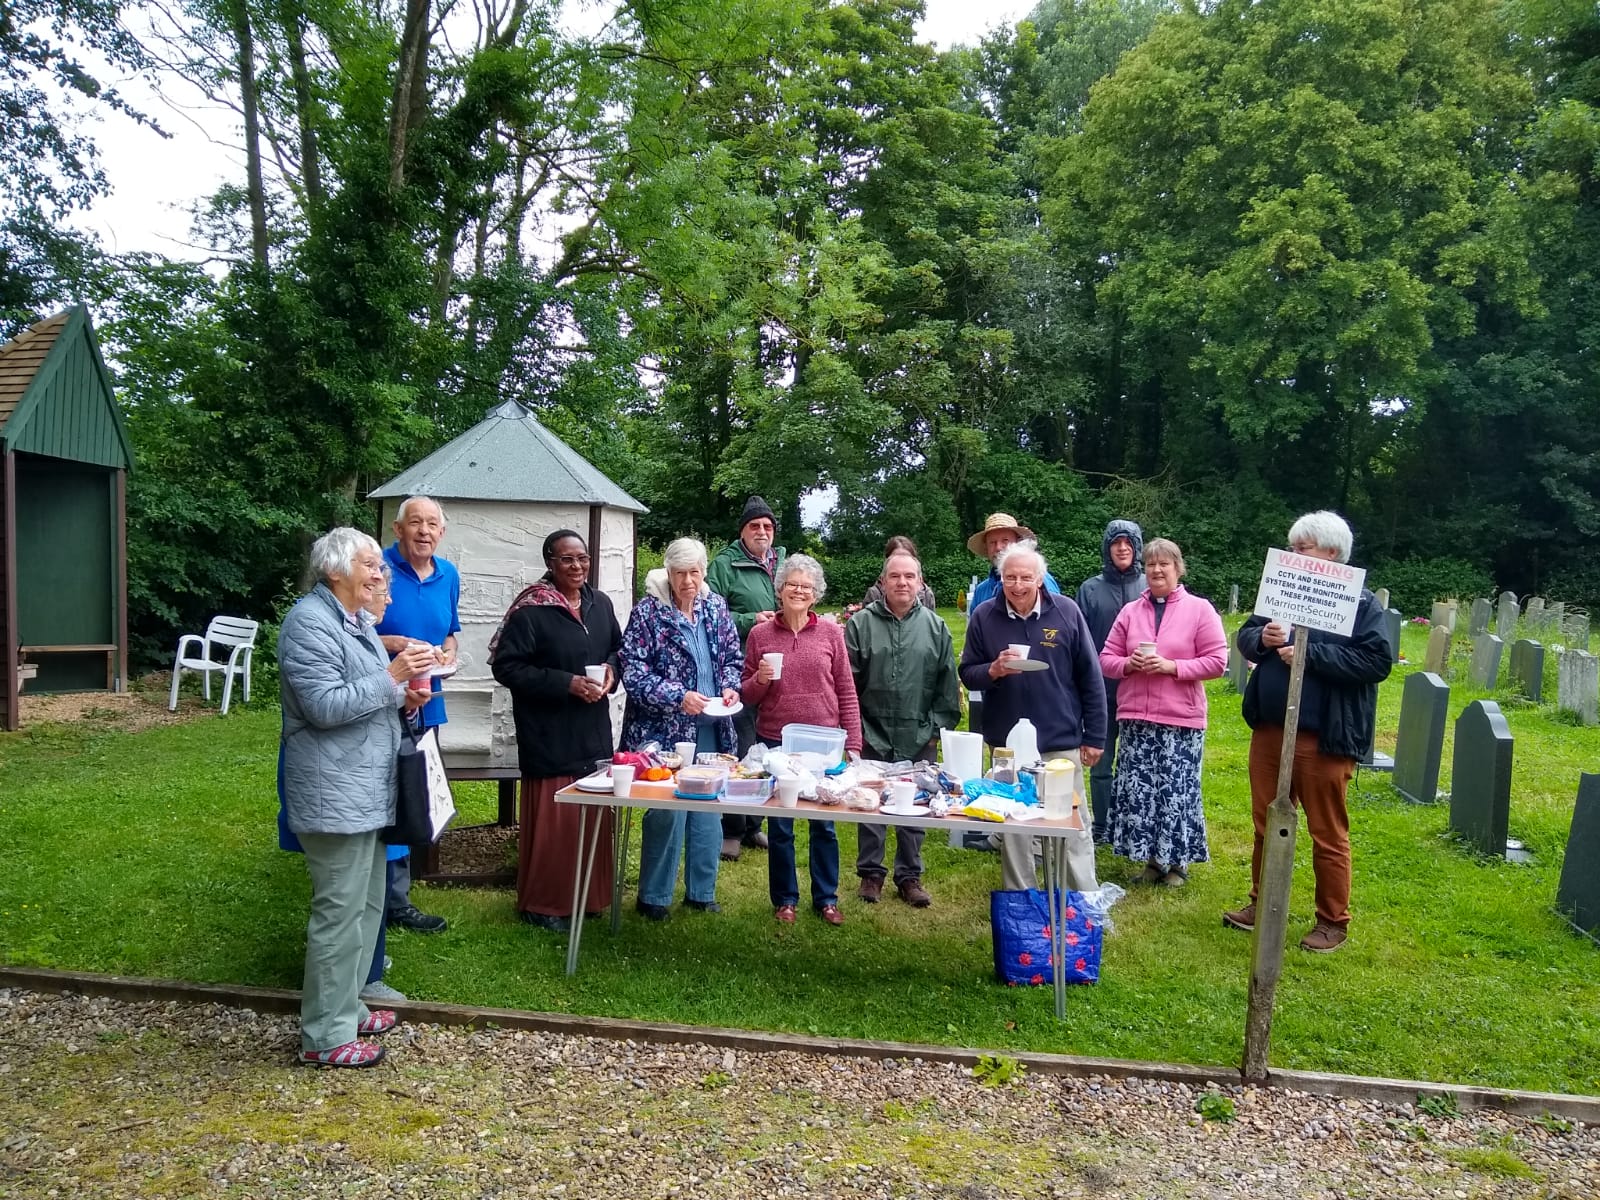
[370,400,647,512]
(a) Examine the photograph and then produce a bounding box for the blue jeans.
[638,808,722,906]
[768,818,839,908]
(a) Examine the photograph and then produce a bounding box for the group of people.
[275,495,1389,1068]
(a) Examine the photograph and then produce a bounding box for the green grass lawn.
[3,617,1599,1094]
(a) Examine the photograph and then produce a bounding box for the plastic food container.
[780,723,847,766]
[722,776,773,803]
[675,765,728,799]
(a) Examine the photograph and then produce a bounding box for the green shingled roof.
[369,401,646,512]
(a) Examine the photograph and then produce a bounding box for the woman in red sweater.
[742,554,862,925]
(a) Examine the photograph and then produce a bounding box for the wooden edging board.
[2,965,1594,1122]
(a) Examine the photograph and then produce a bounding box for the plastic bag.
[990,888,1104,986]
[1074,882,1127,936]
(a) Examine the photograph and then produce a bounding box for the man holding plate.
[845,549,961,908]
[375,495,461,934]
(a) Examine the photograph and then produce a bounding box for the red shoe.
[774,904,797,924]
[818,903,844,926]
[298,1039,386,1068]
[358,1009,397,1035]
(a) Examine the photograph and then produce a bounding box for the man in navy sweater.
[959,542,1107,891]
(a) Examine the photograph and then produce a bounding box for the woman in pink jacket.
[1099,538,1228,886]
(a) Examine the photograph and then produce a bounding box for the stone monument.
[1392,672,1449,805]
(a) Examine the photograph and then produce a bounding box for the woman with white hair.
[742,554,863,926]
[620,537,744,919]
[278,527,436,1067]
[1224,511,1391,953]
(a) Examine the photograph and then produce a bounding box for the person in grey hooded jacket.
[1075,519,1146,841]
[279,527,435,1067]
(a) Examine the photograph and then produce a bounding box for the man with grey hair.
[959,541,1107,891]
[375,495,461,934]
[1224,510,1390,953]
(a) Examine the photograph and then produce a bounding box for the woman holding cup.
[1097,538,1228,886]
[619,538,744,920]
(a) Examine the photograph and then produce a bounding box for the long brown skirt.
[517,776,614,918]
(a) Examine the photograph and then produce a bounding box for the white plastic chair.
[168,616,259,714]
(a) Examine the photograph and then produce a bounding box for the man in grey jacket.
[1075,519,1145,842]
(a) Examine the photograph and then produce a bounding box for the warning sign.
[1253,549,1367,636]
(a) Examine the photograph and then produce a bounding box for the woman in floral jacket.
[620,537,744,920]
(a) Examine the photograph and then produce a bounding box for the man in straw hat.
[966,513,1061,615]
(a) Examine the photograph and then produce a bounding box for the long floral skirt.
[1108,719,1209,870]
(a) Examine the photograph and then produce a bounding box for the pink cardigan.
[1099,586,1227,730]
[742,613,863,752]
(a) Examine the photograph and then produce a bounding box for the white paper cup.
[763,651,784,679]
[610,763,635,798]
[1137,642,1157,657]
[891,779,916,809]
[585,665,606,684]
[775,775,802,807]
[674,740,697,767]
[1007,643,1030,660]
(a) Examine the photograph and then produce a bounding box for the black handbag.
[383,723,432,847]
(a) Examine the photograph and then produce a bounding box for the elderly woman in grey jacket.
[279,527,435,1067]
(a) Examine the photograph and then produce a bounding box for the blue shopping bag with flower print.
[990,888,1103,986]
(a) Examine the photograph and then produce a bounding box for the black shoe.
[741,830,769,851]
[636,901,671,922]
[518,911,570,932]
[387,904,447,934]
[683,899,721,913]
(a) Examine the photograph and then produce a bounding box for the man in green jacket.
[844,550,962,908]
[706,495,787,858]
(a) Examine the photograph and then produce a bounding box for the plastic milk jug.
[1005,717,1040,767]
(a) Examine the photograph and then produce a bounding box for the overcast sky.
[76,0,1037,258]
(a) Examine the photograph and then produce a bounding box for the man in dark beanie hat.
[706,495,788,858]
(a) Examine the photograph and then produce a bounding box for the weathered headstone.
[1469,597,1492,637]
[1525,596,1546,634]
[1374,587,1390,612]
[1228,642,1248,693]
[1381,607,1403,664]
[1509,639,1545,703]
[1228,583,1239,614]
[1558,650,1599,726]
[1423,624,1451,676]
[1449,700,1514,858]
[1557,774,1600,938]
[1495,590,1519,641]
[1468,634,1503,690]
[1563,611,1590,652]
[1392,672,1449,804]
[1430,601,1453,633]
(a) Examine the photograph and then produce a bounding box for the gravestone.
[1548,601,1565,637]
[1469,598,1492,638]
[1430,601,1454,633]
[1563,611,1590,652]
[1448,700,1514,858]
[1381,607,1403,664]
[1392,672,1449,804]
[1525,597,1546,635]
[1509,639,1545,703]
[1423,624,1451,676]
[1558,650,1598,726]
[1496,591,1519,641]
[1228,643,1248,693]
[1556,774,1600,939]
[1228,583,1239,614]
[1374,587,1390,611]
[1468,634,1503,690]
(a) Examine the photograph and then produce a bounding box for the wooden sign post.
[1243,548,1367,1081]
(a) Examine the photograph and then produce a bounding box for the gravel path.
[1,988,1594,1199]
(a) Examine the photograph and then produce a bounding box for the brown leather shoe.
[817,903,844,926]
[897,878,932,908]
[858,876,884,903]
[774,904,797,924]
[1222,902,1256,932]
[1300,922,1348,953]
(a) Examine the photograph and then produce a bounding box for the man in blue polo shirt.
[376,495,461,934]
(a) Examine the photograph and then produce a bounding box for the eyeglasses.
[782,583,815,595]
[553,554,591,566]
[1001,574,1039,586]
[746,521,775,532]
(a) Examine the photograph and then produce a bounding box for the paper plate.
[1005,658,1049,672]
[428,662,460,678]
[878,804,928,818]
[701,699,744,718]
[574,771,614,793]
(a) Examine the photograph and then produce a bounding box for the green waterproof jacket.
[706,540,787,641]
[844,601,963,761]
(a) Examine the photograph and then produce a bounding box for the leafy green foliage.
[972,1054,1026,1087]
[1368,558,1496,619]
[1194,1092,1235,1123]
[1417,1091,1461,1119]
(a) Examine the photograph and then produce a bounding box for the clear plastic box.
[722,776,773,803]
[675,765,728,799]
[780,723,847,766]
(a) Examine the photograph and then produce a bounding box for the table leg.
[497,778,517,826]
[611,806,632,934]
[565,804,607,977]
[1046,835,1067,1021]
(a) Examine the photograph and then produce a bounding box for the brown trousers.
[517,776,614,918]
[1246,726,1355,928]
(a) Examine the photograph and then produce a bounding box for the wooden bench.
[20,644,120,690]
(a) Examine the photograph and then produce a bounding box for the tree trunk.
[388,0,431,191]
[277,0,324,215]
[231,0,270,271]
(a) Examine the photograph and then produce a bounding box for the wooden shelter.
[0,307,131,731]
